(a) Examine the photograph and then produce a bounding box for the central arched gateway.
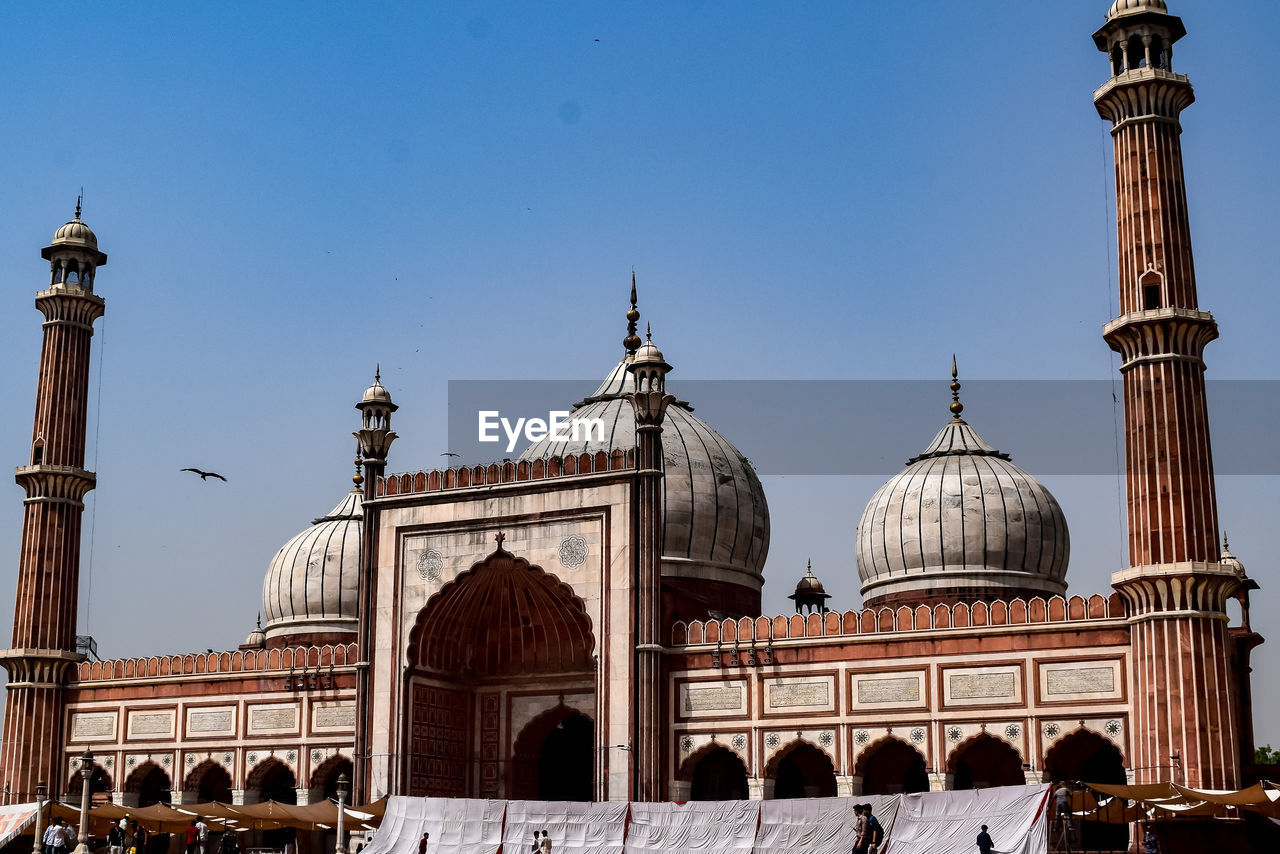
[404,542,596,798]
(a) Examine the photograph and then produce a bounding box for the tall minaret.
[627,323,673,801]
[1094,2,1245,788]
[0,202,107,802]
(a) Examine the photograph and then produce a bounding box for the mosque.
[0,0,1266,823]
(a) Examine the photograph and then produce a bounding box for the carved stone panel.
[70,711,117,741]
[1038,660,1123,703]
[186,707,236,737]
[127,710,175,739]
[678,682,748,719]
[943,665,1022,707]
[247,703,300,734]
[764,676,834,713]
[851,672,926,710]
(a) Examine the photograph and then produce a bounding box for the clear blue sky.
[1,1,1277,746]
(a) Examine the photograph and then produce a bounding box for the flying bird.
[181,468,227,482]
[441,452,461,458]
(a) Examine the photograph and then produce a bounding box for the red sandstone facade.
[0,0,1262,814]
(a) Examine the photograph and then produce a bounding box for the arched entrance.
[70,766,113,806]
[1045,730,1129,851]
[767,742,837,799]
[310,755,354,802]
[856,737,930,794]
[949,734,1025,790]
[511,708,594,801]
[683,746,748,801]
[247,758,297,804]
[184,761,232,803]
[124,763,171,807]
[404,541,597,799]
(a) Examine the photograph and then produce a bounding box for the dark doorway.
[538,714,594,801]
[859,738,930,795]
[689,747,749,801]
[951,734,1025,790]
[1045,730,1129,851]
[771,743,837,799]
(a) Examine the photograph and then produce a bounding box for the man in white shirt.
[196,818,209,854]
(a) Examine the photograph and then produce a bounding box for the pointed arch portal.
[767,742,837,799]
[682,746,749,801]
[404,544,597,798]
[857,737,929,795]
[950,734,1025,790]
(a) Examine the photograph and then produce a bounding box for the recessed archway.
[69,766,113,805]
[856,737,930,794]
[246,758,297,804]
[184,760,232,803]
[767,741,837,799]
[949,734,1024,790]
[310,755,354,802]
[682,746,749,801]
[124,762,171,807]
[1044,730,1129,852]
[403,543,597,798]
[510,708,594,801]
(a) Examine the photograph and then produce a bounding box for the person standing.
[185,821,198,854]
[1143,826,1160,854]
[43,816,65,854]
[107,820,124,854]
[195,818,209,854]
[976,824,994,854]
[530,832,539,853]
[416,832,428,854]
[1054,783,1072,826]
[852,804,867,854]
[539,830,552,853]
[863,805,883,854]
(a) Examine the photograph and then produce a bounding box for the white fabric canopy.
[501,801,627,854]
[884,784,1050,854]
[624,801,760,853]
[753,795,899,854]
[0,803,38,849]
[360,797,504,854]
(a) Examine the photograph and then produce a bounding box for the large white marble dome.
[520,354,770,615]
[260,489,363,643]
[855,411,1069,607]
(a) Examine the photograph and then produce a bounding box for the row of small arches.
[49,258,96,287]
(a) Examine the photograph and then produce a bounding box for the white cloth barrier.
[360,797,504,854]
[502,801,627,854]
[624,801,760,853]
[884,784,1050,854]
[362,786,1050,854]
[0,803,38,850]
[753,795,899,854]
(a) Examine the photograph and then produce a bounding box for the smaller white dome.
[261,490,362,641]
[52,218,99,250]
[362,377,392,403]
[1107,0,1168,20]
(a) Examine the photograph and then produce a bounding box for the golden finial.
[624,271,642,355]
[949,354,964,420]
[374,363,381,384]
[74,192,82,221]
[353,454,364,487]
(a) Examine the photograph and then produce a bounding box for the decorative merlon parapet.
[378,449,636,498]
[73,642,358,683]
[671,593,1124,646]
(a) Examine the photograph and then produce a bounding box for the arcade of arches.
[404,546,597,800]
[675,731,1127,799]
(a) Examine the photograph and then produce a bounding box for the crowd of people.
[39,815,242,854]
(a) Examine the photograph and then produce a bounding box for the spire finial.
[1223,531,1230,551]
[806,558,813,577]
[646,322,652,341]
[256,612,262,630]
[375,363,381,384]
[74,192,82,221]
[949,354,964,420]
[353,453,364,487]
[624,272,642,355]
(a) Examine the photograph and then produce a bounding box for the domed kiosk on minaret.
[855,362,1069,608]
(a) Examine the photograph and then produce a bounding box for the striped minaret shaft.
[0,208,105,802]
[627,324,673,801]
[1093,3,1242,789]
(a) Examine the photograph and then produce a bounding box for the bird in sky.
[441,452,460,458]
[181,467,227,482]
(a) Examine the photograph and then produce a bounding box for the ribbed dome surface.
[856,418,1069,606]
[520,357,769,593]
[1108,0,1168,19]
[261,489,362,640]
[51,218,99,250]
